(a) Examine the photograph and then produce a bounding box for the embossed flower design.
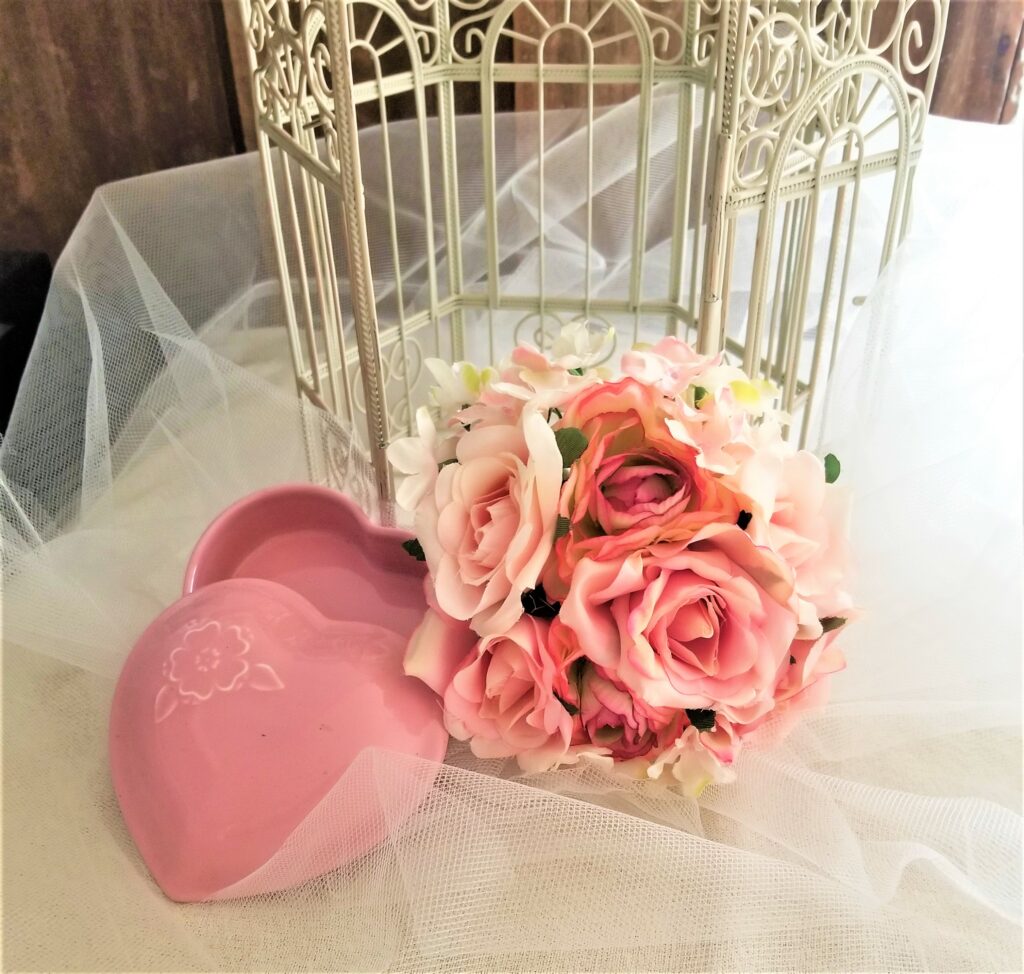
[154,619,285,724]
[168,622,250,700]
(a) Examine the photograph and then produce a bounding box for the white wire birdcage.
[240,0,947,509]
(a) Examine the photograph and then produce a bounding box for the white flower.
[549,318,613,369]
[646,724,738,798]
[425,358,498,420]
[692,364,784,421]
[386,406,452,512]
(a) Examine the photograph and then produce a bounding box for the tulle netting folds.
[2,108,1021,970]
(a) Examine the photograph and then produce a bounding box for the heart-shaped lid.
[109,578,447,902]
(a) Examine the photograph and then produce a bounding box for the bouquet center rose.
[388,324,851,794]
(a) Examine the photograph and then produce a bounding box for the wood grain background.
[0,0,245,262]
[1,0,1021,265]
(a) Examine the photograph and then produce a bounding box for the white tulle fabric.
[2,107,1021,971]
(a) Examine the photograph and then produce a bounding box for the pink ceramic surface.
[184,484,427,639]
[110,578,448,902]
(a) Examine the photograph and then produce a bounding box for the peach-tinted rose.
[417,408,563,636]
[560,523,799,725]
[443,615,575,772]
[544,378,740,598]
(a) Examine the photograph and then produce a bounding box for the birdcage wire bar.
[240,0,948,508]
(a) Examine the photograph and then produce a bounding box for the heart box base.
[110,485,446,902]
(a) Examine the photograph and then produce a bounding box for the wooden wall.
[1,0,1021,266]
[0,0,245,263]
[931,0,1024,123]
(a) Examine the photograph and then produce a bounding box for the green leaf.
[819,616,847,633]
[824,453,841,484]
[685,708,716,732]
[568,367,585,376]
[401,538,426,561]
[692,385,709,408]
[554,515,571,540]
[438,458,458,470]
[554,427,589,467]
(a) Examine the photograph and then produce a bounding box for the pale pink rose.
[544,378,741,598]
[621,337,720,397]
[768,451,852,618]
[730,447,853,631]
[443,615,574,772]
[417,408,563,636]
[773,625,846,714]
[560,523,799,724]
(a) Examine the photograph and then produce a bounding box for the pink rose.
[443,615,574,772]
[545,379,740,597]
[560,523,799,725]
[571,661,678,761]
[418,408,563,636]
[739,625,847,746]
[767,451,851,618]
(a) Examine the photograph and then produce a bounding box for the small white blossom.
[387,406,452,512]
[425,359,498,419]
[549,318,614,369]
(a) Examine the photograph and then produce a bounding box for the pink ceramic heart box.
[109,485,446,902]
[182,483,428,637]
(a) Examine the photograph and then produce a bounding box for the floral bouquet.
[388,323,851,794]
